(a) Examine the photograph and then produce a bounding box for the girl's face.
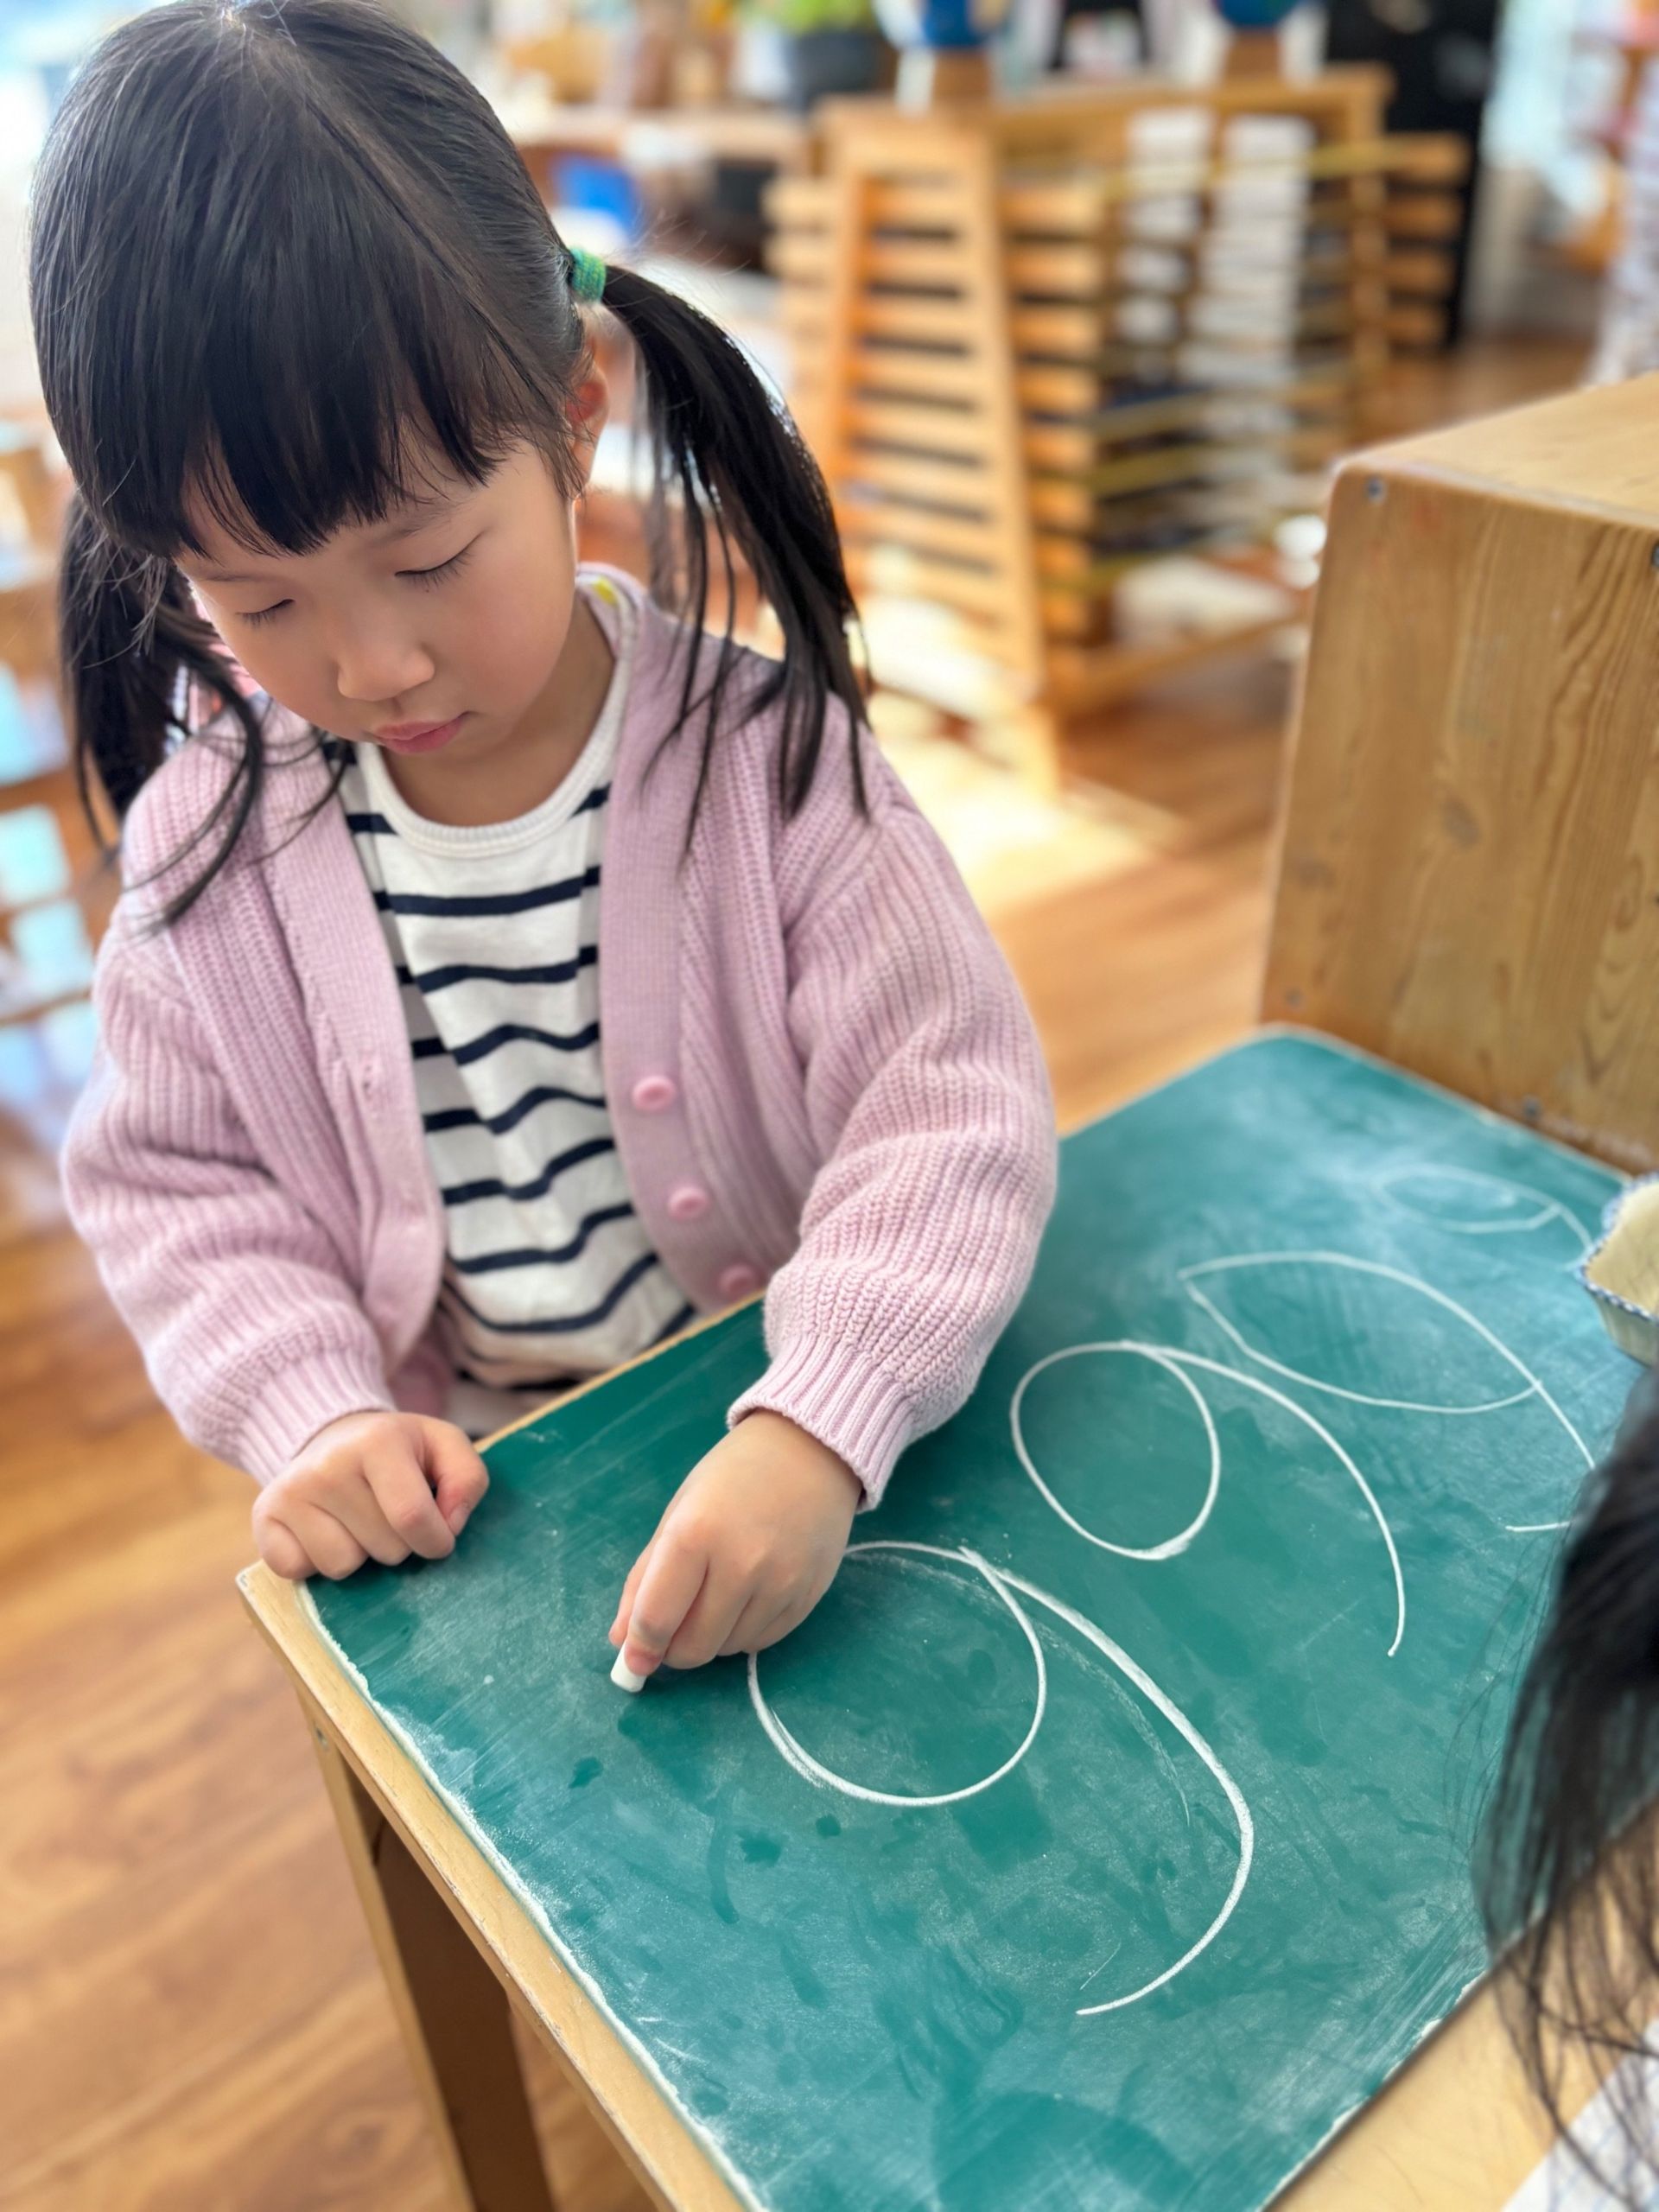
[177,407,604,770]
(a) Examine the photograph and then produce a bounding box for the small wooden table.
[239,1325,1599,2212]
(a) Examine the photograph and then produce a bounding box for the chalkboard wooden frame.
[238,1044,1616,2211]
[244,1459,1574,2212]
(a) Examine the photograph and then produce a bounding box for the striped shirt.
[334,582,692,1436]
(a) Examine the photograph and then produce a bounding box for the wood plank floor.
[0,339,1582,2212]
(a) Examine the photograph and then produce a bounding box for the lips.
[372,713,468,755]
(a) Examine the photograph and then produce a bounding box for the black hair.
[29,0,864,925]
[1478,1363,1659,2205]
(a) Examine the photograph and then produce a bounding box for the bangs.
[179,226,553,560]
[31,2,583,562]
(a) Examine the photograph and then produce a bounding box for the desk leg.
[303,1697,559,2212]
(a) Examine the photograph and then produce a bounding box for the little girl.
[37,0,1055,1687]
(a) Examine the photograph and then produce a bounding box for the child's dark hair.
[1478,1363,1659,2205]
[30,0,863,923]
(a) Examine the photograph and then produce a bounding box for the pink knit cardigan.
[61,571,1057,1501]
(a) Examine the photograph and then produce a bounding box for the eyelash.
[238,540,477,626]
[404,541,477,592]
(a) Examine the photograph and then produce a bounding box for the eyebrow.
[193,489,464,586]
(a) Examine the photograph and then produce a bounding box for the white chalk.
[610,1649,648,1694]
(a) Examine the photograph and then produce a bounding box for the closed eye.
[233,534,479,625]
[401,537,479,589]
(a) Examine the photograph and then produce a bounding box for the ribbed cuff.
[728,1337,916,1507]
[236,1346,397,1484]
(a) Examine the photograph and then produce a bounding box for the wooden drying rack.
[766,71,1468,788]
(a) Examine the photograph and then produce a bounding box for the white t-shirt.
[334,582,692,1436]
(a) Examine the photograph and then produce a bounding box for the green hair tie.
[567,245,606,305]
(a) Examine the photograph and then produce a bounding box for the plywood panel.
[1266,429,1659,1169]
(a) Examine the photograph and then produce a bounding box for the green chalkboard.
[308,1033,1634,2212]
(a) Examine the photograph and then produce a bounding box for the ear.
[568,367,609,492]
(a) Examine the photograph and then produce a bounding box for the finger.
[664,1563,751,1672]
[719,1586,811,1660]
[326,1479,417,1570]
[421,1422,490,1535]
[716,1588,786,1659]
[609,1540,654,1647]
[364,1446,456,1562]
[287,1502,369,1581]
[623,1528,709,1676]
[256,1510,315,1582]
[750,1592,819,1654]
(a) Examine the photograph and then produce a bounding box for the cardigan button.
[717,1262,762,1303]
[630,1074,677,1115]
[667,1182,710,1223]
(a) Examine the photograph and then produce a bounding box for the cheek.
[214,623,336,723]
[450,538,578,702]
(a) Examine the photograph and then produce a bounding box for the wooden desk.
[240,1556,1598,2211]
[240,1033,1625,2212]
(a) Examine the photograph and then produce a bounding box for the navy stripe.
[374,865,599,919]
[411,1021,600,1065]
[442,1249,660,1337]
[450,1203,636,1274]
[646,1301,698,1348]
[397,946,597,996]
[423,1081,606,1137]
[454,1365,575,1396]
[452,1018,600,1067]
[349,788,605,843]
[441,1135,616,1207]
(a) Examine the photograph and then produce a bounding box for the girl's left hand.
[609,1412,862,1678]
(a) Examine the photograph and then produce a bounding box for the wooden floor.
[0,339,1583,2212]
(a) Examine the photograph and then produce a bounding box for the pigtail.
[595,261,867,824]
[59,489,266,925]
[1478,1363,1659,2205]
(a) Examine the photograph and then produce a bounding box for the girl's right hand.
[252,1411,488,1582]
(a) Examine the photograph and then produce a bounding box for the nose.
[331,623,436,707]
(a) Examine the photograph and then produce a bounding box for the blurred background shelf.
[502,88,814,170]
[766,70,1470,784]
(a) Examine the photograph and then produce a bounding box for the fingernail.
[450,1506,470,1535]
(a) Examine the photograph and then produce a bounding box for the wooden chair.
[1264,371,1659,1176]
